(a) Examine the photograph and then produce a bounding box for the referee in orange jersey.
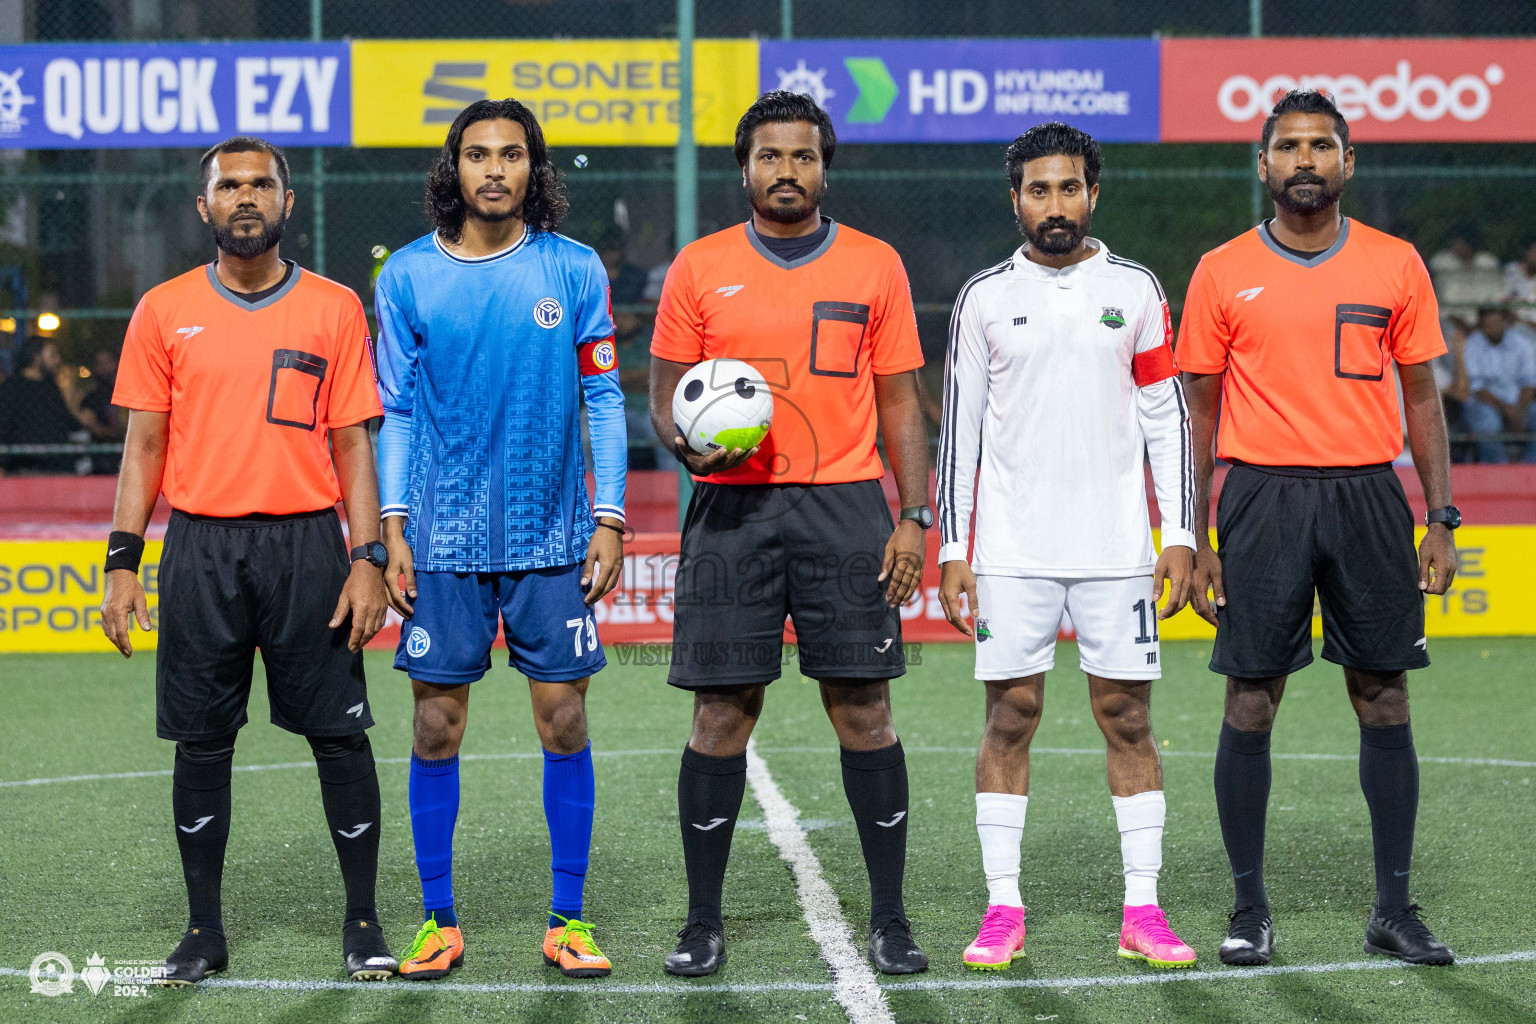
[99,137,398,984]
[1179,91,1458,967]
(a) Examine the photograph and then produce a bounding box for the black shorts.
[667,480,905,689]
[1210,461,1429,679]
[155,508,371,741]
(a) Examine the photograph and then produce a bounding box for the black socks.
[677,746,747,929]
[841,741,910,926]
[310,733,383,924]
[1215,722,1272,910]
[1359,722,1418,913]
[172,736,236,934]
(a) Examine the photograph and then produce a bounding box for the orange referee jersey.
[113,262,383,516]
[1175,218,1445,467]
[651,218,924,485]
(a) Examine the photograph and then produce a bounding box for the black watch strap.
[1426,505,1461,530]
[351,541,388,567]
[899,505,934,530]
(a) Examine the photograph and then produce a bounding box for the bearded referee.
[649,91,931,976]
[1178,91,1458,967]
[99,137,397,983]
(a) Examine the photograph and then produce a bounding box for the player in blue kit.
[373,99,627,980]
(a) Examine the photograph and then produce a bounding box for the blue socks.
[544,743,595,929]
[409,751,460,926]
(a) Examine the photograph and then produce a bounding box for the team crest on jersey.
[975,619,992,642]
[533,297,564,328]
[407,627,431,658]
[592,340,616,370]
[1099,307,1126,329]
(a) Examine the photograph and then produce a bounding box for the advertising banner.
[1161,38,1536,143]
[758,38,1160,143]
[6,527,1531,654]
[350,39,758,148]
[0,42,350,150]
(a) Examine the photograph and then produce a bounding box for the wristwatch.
[899,505,934,530]
[1426,506,1461,530]
[350,541,389,568]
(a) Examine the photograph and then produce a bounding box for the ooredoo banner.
[1161,38,1536,143]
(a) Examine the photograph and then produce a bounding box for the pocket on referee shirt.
[266,349,329,430]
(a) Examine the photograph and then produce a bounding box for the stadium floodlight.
[37,312,60,331]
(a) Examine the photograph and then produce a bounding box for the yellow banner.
[2,527,1532,654]
[351,39,760,148]
[1156,525,1536,640]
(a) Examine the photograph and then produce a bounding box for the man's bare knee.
[413,683,469,759]
[1092,688,1151,749]
[1345,669,1409,727]
[1224,675,1285,732]
[689,686,763,756]
[983,679,1043,749]
[820,680,895,751]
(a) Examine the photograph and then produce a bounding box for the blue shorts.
[393,564,606,685]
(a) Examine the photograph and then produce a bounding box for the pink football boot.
[1118,904,1196,968]
[962,905,1027,971]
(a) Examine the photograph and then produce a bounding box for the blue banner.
[760,39,1160,143]
[0,42,351,149]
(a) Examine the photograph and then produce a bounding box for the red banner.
[1161,38,1536,142]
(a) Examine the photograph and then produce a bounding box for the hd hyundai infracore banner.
[0,38,1532,148]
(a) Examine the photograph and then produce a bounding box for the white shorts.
[973,575,1162,681]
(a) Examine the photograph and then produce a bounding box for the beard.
[1269,170,1345,215]
[211,210,286,259]
[1023,210,1091,256]
[748,178,825,224]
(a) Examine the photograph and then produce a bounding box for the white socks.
[975,793,1028,907]
[1112,790,1166,907]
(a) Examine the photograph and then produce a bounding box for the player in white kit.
[936,123,1198,971]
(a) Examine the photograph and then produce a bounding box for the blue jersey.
[374,229,626,572]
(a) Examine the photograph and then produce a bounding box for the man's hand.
[938,559,979,638]
[101,568,151,657]
[382,518,416,617]
[582,518,625,606]
[672,435,758,477]
[1154,545,1195,621]
[1419,522,1458,595]
[1191,544,1226,626]
[331,560,390,652]
[879,519,925,607]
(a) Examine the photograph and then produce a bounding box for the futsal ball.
[672,358,774,454]
[574,154,588,168]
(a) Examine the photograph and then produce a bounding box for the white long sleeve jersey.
[937,240,1197,577]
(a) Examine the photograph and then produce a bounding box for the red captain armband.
[578,337,618,376]
[1132,344,1177,387]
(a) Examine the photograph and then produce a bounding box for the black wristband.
[597,521,625,535]
[105,531,145,574]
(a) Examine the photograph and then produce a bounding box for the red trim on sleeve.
[1133,345,1177,387]
[579,336,618,375]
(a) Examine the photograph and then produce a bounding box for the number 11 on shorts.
[567,616,598,657]
[1132,599,1159,644]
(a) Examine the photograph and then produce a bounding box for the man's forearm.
[111,411,168,536]
[1402,367,1453,510]
[876,371,931,508]
[332,424,382,547]
[1180,372,1222,546]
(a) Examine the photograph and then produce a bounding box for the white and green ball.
[673,358,774,454]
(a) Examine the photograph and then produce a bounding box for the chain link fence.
[5,0,1536,471]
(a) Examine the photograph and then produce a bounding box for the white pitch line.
[4,744,1532,791]
[2,950,1532,997]
[745,736,896,1024]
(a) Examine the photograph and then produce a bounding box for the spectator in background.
[0,337,88,473]
[1451,307,1536,463]
[1431,320,1472,462]
[1430,235,1506,327]
[1505,241,1536,328]
[79,347,126,441]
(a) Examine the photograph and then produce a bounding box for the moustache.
[1036,218,1078,232]
[1284,172,1328,188]
[768,182,806,195]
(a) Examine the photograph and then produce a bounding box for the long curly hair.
[425,98,568,243]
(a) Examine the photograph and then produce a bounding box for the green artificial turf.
[2,638,1532,1022]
